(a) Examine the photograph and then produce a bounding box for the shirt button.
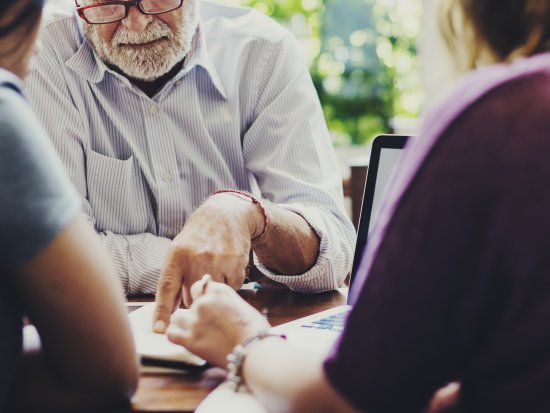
[162,172,172,183]
[150,105,160,114]
[175,80,181,86]
[166,230,176,239]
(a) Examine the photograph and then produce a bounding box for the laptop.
[271,134,409,353]
[128,134,409,365]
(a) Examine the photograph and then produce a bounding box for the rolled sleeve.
[245,35,356,291]
[253,203,353,292]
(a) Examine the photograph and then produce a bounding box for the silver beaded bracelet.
[226,330,287,391]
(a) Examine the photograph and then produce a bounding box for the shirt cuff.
[253,203,339,293]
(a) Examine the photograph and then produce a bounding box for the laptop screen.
[369,147,405,234]
[350,135,409,287]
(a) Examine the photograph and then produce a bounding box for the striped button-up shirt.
[28,1,355,295]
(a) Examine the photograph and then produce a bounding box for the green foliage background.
[239,0,421,145]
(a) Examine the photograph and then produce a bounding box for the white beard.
[85,0,198,81]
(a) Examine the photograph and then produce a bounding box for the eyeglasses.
[75,0,184,25]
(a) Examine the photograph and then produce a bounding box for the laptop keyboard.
[301,310,349,332]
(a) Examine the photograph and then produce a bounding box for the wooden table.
[129,288,347,413]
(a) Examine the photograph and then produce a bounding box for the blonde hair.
[439,0,550,72]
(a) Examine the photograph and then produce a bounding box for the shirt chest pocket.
[85,148,153,234]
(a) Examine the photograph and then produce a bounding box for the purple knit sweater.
[324,54,550,413]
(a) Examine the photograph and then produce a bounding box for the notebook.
[128,302,208,371]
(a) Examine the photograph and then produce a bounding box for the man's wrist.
[210,190,268,241]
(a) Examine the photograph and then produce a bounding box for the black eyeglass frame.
[74,0,184,24]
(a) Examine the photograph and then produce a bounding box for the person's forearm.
[242,338,357,413]
[7,216,139,412]
[7,348,133,412]
[253,203,320,275]
[201,193,320,276]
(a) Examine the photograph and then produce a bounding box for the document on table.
[196,381,269,413]
[128,303,207,370]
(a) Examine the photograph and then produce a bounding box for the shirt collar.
[66,15,227,98]
[65,13,110,84]
[179,23,227,98]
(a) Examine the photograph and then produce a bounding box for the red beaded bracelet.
[211,189,269,241]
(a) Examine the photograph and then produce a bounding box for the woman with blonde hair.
[0,0,138,411]
[164,0,550,412]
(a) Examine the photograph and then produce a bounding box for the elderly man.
[28,0,355,308]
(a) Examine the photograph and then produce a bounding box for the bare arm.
[6,214,139,412]
[166,281,357,413]
[253,198,320,276]
[242,338,359,413]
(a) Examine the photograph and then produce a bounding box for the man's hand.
[153,193,265,333]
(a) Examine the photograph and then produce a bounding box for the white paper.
[196,381,269,413]
[128,303,206,367]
